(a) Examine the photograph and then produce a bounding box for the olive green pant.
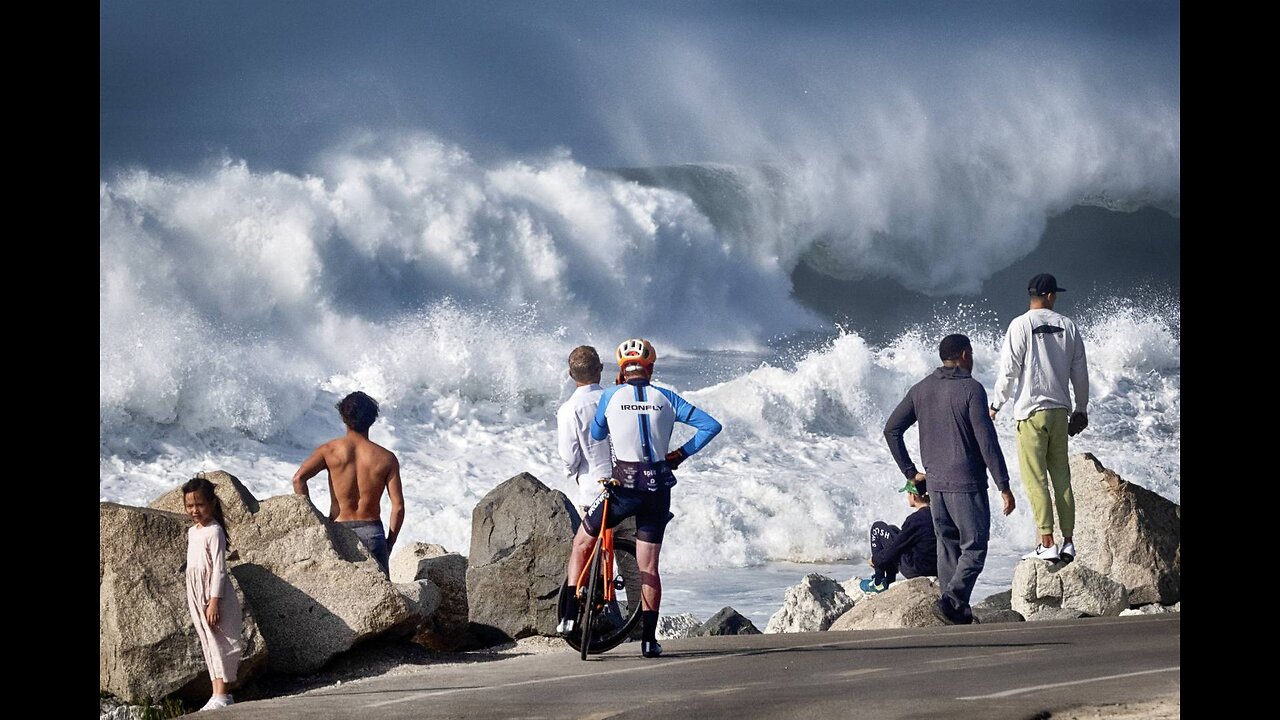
[1016,408,1074,538]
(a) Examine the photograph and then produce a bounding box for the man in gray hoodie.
[884,334,1016,625]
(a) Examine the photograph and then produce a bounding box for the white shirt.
[556,384,613,509]
[992,308,1090,421]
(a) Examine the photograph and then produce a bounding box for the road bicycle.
[557,481,644,660]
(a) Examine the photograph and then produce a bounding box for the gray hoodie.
[883,366,1012,494]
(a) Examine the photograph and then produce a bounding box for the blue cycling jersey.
[591,378,722,465]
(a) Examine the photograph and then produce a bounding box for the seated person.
[860,477,938,593]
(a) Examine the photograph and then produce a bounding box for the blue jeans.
[341,520,390,577]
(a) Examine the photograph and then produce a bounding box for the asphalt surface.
[213,614,1179,719]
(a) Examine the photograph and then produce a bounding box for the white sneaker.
[556,617,576,635]
[199,696,228,712]
[1060,542,1076,562]
[1022,543,1060,561]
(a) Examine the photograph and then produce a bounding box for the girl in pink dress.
[182,476,244,711]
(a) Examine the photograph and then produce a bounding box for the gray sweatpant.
[931,490,990,609]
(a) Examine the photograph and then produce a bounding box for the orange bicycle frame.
[575,494,617,604]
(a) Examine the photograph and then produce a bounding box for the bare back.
[295,431,402,522]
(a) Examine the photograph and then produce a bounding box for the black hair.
[938,334,972,362]
[337,391,379,433]
[181,475,230,546]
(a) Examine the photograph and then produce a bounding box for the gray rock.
[839,577,869,606]
[1069,453,1180,604]
[971,590,1024,624]
[974,590,1013,611]
[150,470,261,531]
[401,551,472,650]
[829,576,947,630]
[696,607,762,636]
[389,542,451,584]
[1011,557,1129,620]
[227,495,419,673]
[765,574,855,633]
[657,612,703,640]
[100,503,266,704]
[396,579,443,621]
[465,473,578,641]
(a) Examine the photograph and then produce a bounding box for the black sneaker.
[933,598,973,626]
[641,640,663,658]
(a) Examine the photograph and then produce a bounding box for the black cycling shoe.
[641,640,662,658]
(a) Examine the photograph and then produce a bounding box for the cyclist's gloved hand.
[665,448,687,469]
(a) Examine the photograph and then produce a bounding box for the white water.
[100,135,1178,620]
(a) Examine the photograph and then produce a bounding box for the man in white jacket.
[557,345,614,517]
[990,274,1090,563]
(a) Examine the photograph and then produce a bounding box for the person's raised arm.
[664,389,722,459]
[386,456,405,552]
[883,391,921,480]
[292,445,328,502]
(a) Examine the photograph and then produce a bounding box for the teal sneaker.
[859,577,889,594]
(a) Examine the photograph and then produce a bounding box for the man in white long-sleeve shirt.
[557,345,614,516]
[989,274,1090,563]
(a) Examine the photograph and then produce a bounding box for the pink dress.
[185,523,244,682]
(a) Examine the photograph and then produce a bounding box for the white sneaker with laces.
[199,695,230,712]
[1021,543,1060,561]
[1060,541,1076,562]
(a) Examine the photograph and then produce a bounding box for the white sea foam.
[100,134,1178,616]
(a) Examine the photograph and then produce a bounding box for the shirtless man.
[292,391,405,577]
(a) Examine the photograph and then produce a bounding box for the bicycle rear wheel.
[558,538,643,655]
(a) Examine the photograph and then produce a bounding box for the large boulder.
[226,495,420,673]
[696,607,762,636]
[1069,453,1180,604]
[391,543,473,650]
[765,574,855,633]
[1011,558,1129,620]
[466,473,578,641]
[150,470,259,528]
[100,503,266,704]
[389,542,451,583]
[829,577,947,631]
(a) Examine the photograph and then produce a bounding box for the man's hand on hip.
[665,448,687,469]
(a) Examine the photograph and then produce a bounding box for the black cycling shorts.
[581,485,673,544]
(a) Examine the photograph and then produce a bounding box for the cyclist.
[558,338,723,658]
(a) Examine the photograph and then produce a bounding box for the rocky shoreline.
[100,453,1178,717]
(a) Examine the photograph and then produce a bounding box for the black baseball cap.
[1028,273,1067,296]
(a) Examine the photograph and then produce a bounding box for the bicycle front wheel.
[558,538,643,655]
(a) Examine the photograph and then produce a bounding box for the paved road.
[216,615,1179,719]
